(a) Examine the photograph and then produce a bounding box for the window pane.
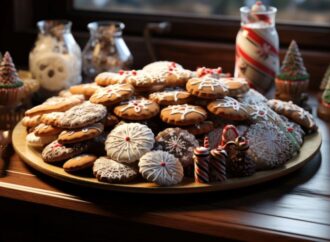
[74,0,330,26]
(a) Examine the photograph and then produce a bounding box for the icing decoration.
[120,98,153,113]
[168,104,206,120]
[215,96,243,111]
[189,77,228,91]
[93,84,133,99]
[151,88,187,102]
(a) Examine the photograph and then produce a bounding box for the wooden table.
[1,102,329,242]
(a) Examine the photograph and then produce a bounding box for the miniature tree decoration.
[320,65,330,90]
[318,72,330,121]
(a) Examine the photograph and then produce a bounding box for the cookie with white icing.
[207,97,250,121]
[186,76,228,99]
[93,157,138,183]
[58,122,104,144]
[40,112,64,126]
[58,101,107,129]
[155,127,199,167]
[105,123,154,164]
[95,71,130,86]
[149,88,191,105]
[139,150,184,186]
[89,83,134,106]
[42,140,89,163]
[126,70,161,92]
[26,132,57,148]
[267,99,317,132]
[160,104,207,126]
[114,97,160,121]
[220,77,249,97]
[25,96,84,116]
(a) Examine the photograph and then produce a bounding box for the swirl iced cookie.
[42,140,89,163]
[93,157,138,183]
[186,76,228,99]
[139,150,184,186]
[25,96,83,116]
[114,97,160,121]
[207,97,250,121]
[267,99,317,132]
[160,104,207,126]
[58,101,107,129]
[155,127,199,167]
[105,123,154,164]
[89,83,134,106]
[58,122,104,144]
[63,154,97,173]
[149,88,191,106]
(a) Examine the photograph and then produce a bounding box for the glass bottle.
[29,20,82,93]
[82,21,133,82]
[234,1,279,94]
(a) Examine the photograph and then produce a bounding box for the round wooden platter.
[12,121,322,194]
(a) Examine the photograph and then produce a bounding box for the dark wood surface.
[0,96,330,242]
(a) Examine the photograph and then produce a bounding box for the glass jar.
[29,20,82,92]
[82,21,133,82]
[234,2,279,94]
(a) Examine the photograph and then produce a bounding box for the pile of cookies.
[21,61,318,186]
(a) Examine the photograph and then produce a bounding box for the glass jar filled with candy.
[82,21,133,82]
[29,20,82,94]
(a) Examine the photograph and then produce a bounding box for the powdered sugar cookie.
[245,122,295,170]
[149,88,191,105]
[186,76,228,99]
[63,154,97,172]
[26,132,57,148]
[207,97,250,121]
[105,123,154,164]
[267,99,317,132]
[93,157,138,183]
[58,101,107,129]
[22,114,42,128]
[139,150,184,186]
[89,83,134,106]
[155,127,199,167]
[220,77,249,97]
[114,97,160,121]
[34,123,62,137]
[42,140,89,163]
[25,95,84,116]
[58,122,104,144]
[160,104,207,126]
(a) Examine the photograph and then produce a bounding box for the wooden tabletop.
[1,100,330,242]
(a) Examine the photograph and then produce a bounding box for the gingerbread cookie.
[194,66,230,79]
[25,96,83,116]
[220,77,249,97]
[126,70,161,92]
[33,123,62,137]
[207,97,250,121]
[184,121,214,136]
[149,88,191,106]
[42,140,89,163]
[58,101,107,129]
[104,113,120,128]
[267,99,317,132]
[139,150,184,186]
[69,83,101,98]
[143,61,191,87]
[186,76,228,99]
[155,127,199,167]
[40,112,64,126]
[245,122,294,170]
[22,114,42,128]
[160,104,207,126]
[89,83,134,106]
[114,97,160,121]
[58,122,104,144]
[105,123,154,164]
[95,71,130,86]
[63,154,97,172]
[26,132,57,148]
[93,157,138,183]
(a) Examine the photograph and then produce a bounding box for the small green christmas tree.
[277,40,309,81]
[0,52,23,88]
[322,78,330,104]
[320,65,330,90]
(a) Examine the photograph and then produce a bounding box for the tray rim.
[12,121,322,194]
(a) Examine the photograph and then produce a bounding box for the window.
[74,0,330,26]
